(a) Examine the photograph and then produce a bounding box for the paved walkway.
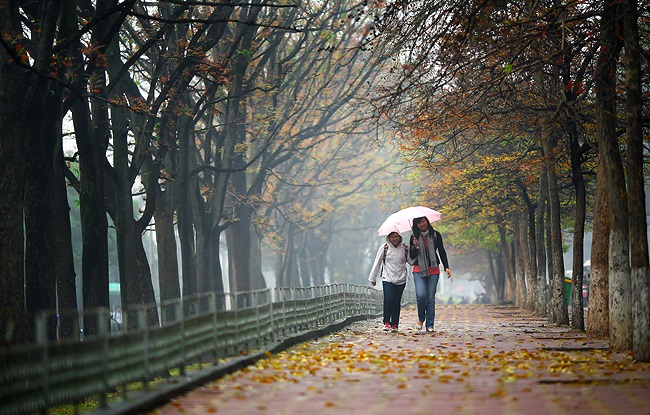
[142,304,650,415]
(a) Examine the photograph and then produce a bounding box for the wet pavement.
[139,304,650,415]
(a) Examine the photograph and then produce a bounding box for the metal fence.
[0,283,401,415]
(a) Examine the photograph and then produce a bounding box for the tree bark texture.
[596,0,632,351]
[10,1,80,343]
[0,0,60,345]
[194,229,214,313]
[545,201,557,322]
[535,169,548,316]
[498,223,514,303]
[587,153,610,339]
[227,176,254,297]
[154,205,181,322]
[496,250,506,302]
[570,132,586,331]
[623,0,650,361]
[72,96,110,336]
[524,204,537,311]
[0,66,30,345]
[25,96,78,342]
[542,129,569,326]
[177,121,198,315]
[110,102,159,328]
[247,226,267,290]
[514,218,527,308]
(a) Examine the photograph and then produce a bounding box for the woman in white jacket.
[369,231,410,332]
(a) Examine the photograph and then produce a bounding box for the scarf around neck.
[417,229,439,276]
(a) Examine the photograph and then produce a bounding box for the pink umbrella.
[377,206,442,236]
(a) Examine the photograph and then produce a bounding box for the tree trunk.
[227,176,253,296]
[59,0,114,339]
[514,217,527,307]
[72,95,110,337]
[297,233,312,288]
[623,0,649,361]
[111,103,159,329]
[306,231,330,286]
[249,226,267,290]
[535,168,548,315]
[278,224,299,287]
[24,95,64,342]
[49,0,83,340]
[210,228,226,307]
[275,248,285,289]
[495,250,505,302]
[587,152,610,339]
[514,179,537,310]
[177,124,197,315]
[0,167,26,344]
[543,129,569,326]
[569,128,587,331]
[309,226,332,285]
[0,65,30,344]
[0,3,54,344]
[23,7,80,338]
[117,220,160,328]
[195,227,213,312]
[545,198,555,321]
[524,203,537,311]
[487,251,497,302]
[520,213,534,310]
[596,0,631,351]
[154,203,181,322]
[178,211,197,315]
[498,223,514,303]
[51,146,79,340]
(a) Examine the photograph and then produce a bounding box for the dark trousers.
[382,281,406,327]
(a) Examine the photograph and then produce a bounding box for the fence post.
[98,309,110,407]
[269,289,275,342]
[254,290,260,349]
[212,292,219,364]
[36,312,49,413]
[139,307,150,390]
[180,299,186,377]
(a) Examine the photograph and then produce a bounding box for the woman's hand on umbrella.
[446,268,452,278]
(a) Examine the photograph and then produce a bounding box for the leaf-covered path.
[145,304,650,415]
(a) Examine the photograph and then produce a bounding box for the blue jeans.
[413,272,440,329]
[382,281,406,327]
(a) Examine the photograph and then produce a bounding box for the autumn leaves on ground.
[148,305,650,415]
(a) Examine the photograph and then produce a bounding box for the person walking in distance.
[369,230,411,332]
[409,216,451,332]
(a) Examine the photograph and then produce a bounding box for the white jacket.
[368,239,410,285]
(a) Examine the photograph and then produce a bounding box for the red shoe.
[384,322,391,331]
[391,324,398,332]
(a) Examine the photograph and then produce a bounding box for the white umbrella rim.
[377,206,441,236]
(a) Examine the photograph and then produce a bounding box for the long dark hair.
[411,216,434,240]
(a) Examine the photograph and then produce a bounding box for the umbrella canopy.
[377,206,442,236]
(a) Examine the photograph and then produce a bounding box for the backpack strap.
[382,242,409,267]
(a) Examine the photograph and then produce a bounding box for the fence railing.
[0,283,408,415]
